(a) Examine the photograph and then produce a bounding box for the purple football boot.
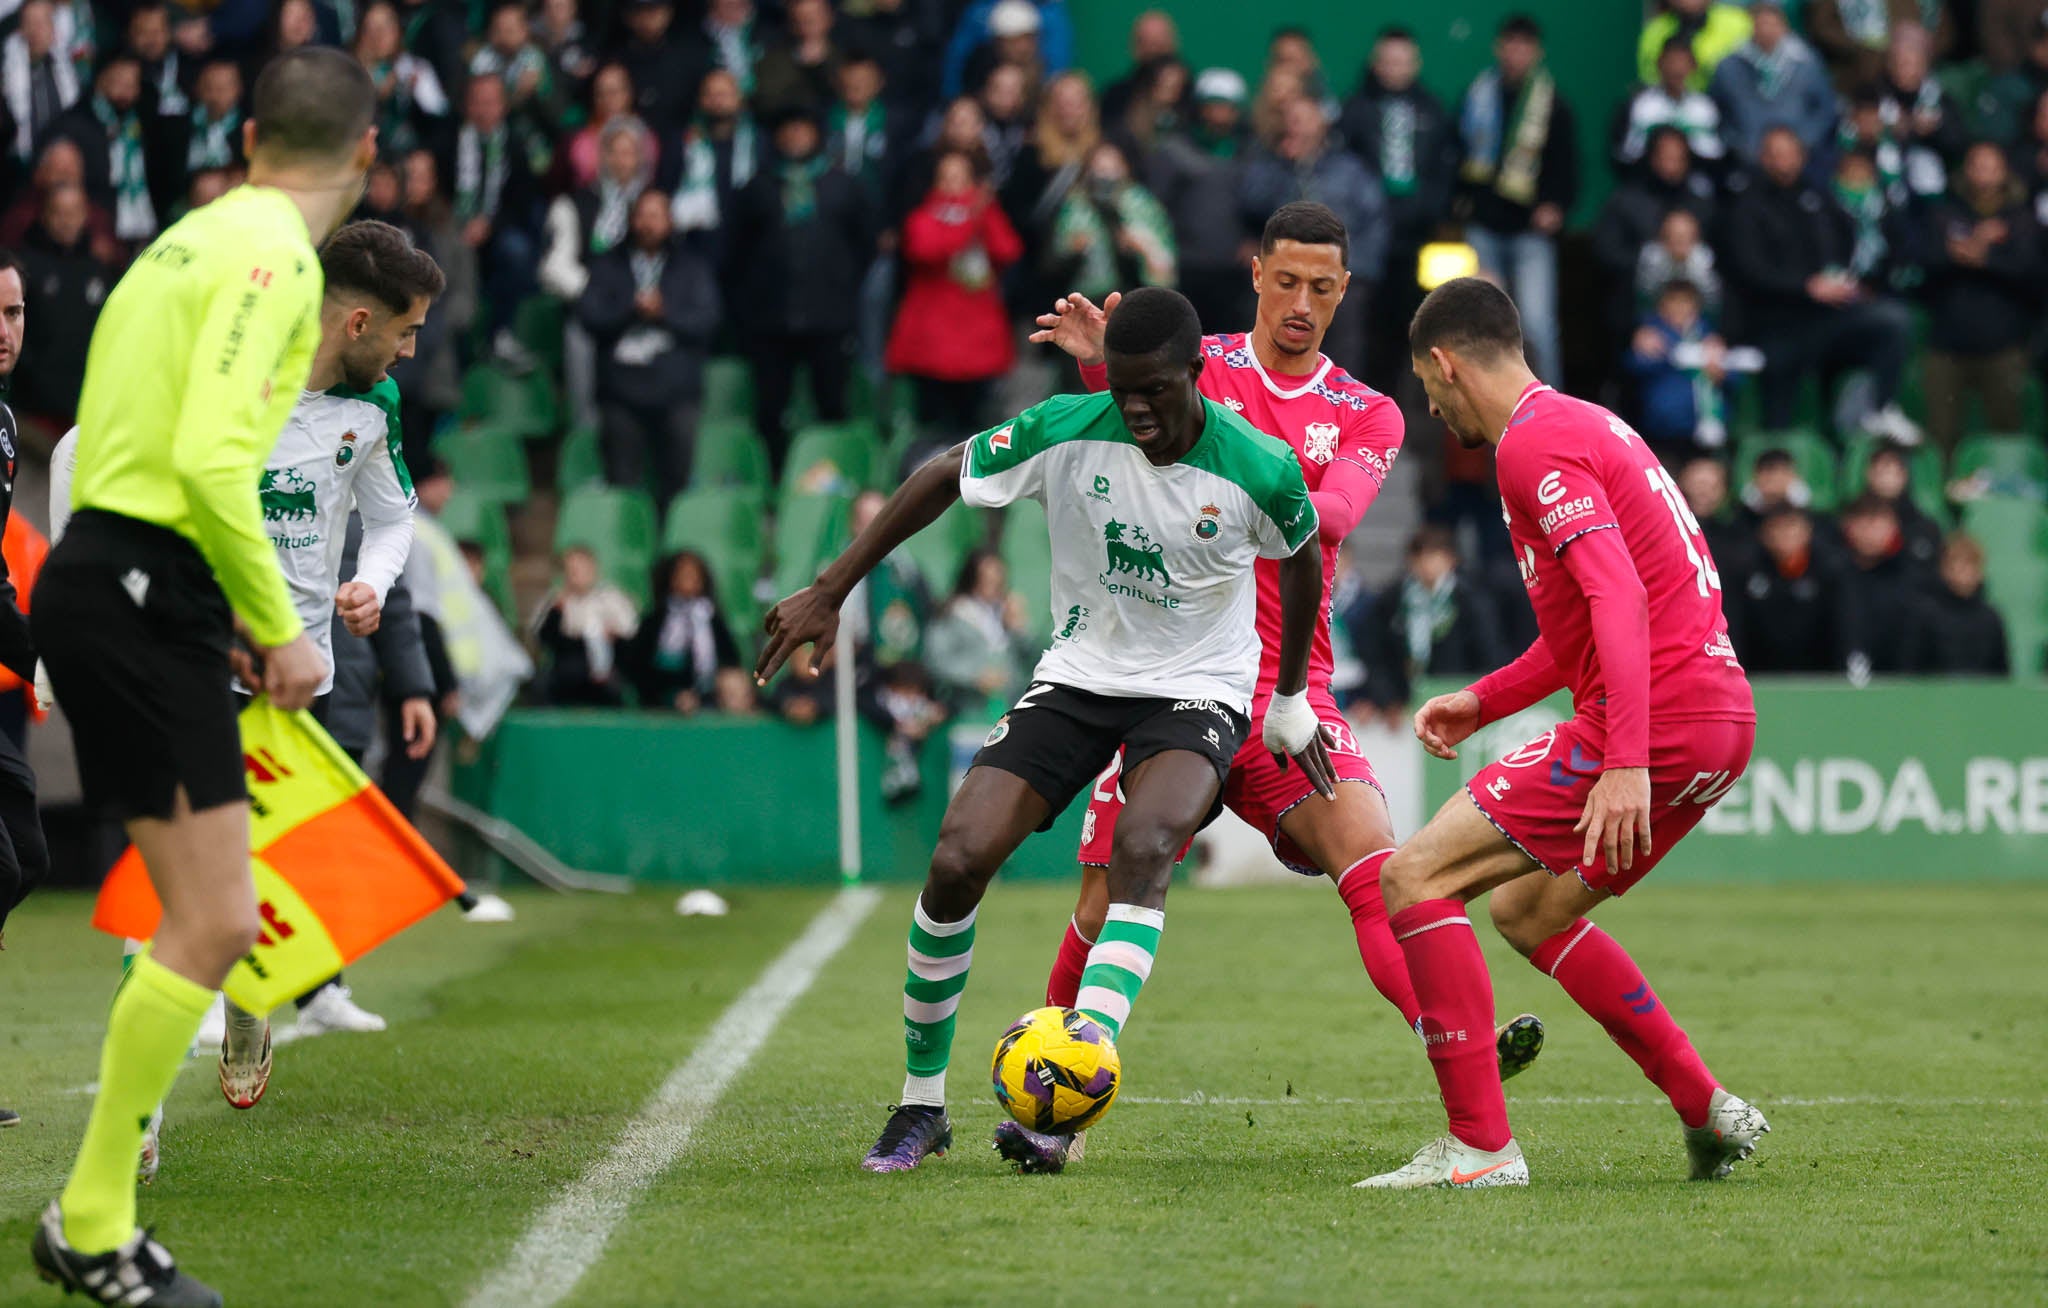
[861,1104,953,1173]
[992,1121,1086,1174]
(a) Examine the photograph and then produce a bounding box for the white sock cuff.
[1393,912,1472,943]
[1068,917,1097,946]
[1104,903,1165,931]
[913,896,977,937]
[1335,848,1398,887]
[1544,920,1598,978]
[901,1072,946,1107]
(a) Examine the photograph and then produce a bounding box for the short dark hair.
[1841,492,1897,522]
[250,46,375,162]
[1376,25,1417,44]
[0,248,24,285]
[320,220,446,315]
[1498,13,1542,41]
[1261,200,1349,266]
[1408,524,1457,558]
[1659,35,1696,63]
[1752,447,1795,473]
[1103,286,1202,363]
[1409,277,1523,362]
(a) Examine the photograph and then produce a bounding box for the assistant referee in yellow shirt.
[28,48,377,1307]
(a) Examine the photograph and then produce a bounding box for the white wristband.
[1261,689,1318,755]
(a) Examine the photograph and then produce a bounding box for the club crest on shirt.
[1303,422,1339,464]
[335,430,358,469]
[984,716,1011,747]
[1191,503,1221,543]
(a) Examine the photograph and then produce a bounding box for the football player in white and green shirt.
[755,288,1337,1172]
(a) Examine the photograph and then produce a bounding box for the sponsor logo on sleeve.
[1537,471,1567,504]
[990,425,1013,450]
[1535,470,1598,534]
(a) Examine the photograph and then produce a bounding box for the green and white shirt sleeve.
[1247,454,1316,559]
[958,396,1085,509]
[344,380,418,602]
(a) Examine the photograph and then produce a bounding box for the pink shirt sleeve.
[1555,525,1652,768]
[1308,456,1378,544]
[1077,360,1108,392]
[1466,637,1566,724]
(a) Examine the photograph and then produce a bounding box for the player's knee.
[924,836,996,912]
[1107,820,1179,900]
[1486,893,1549,956]
[1379,847,1432,914]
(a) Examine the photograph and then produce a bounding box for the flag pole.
[834,594,861,886]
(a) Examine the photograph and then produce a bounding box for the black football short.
[34,511,248,821]
[971,681,1249,830]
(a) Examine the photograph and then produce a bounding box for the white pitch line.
[465,886,880,1308]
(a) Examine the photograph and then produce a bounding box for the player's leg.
[1354,791,1538,1189]
[864,765,1048,1173]
[1046,753,1123,1009]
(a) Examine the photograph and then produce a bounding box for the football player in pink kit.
[1008,204,1542,1174]
[1356,277,1769,1190]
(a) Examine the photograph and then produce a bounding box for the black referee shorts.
[34,510,248,821]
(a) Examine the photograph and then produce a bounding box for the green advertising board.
[1418,681,2048,882]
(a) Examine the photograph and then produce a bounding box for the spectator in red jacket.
[883,148,1024,439]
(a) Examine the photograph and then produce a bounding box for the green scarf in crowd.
[1379,98,1419,199]
[779,153,830,222]
[92,93,154,239]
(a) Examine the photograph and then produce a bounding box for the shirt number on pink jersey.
[1644,466,1722,597]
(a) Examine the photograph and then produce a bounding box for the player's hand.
[336,581,382,636]
[398,696,437,758]
[756,584,843,684]
[261,631,327,712]
[1262,690,1337,800]
[1028,290,1120,367]
[1575,766,1652,875]
[1413,690,1481,760]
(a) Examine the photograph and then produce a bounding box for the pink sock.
[1044,917,1093,1008]
[1532,919,1718,1128]
[1391,898,1511,1152]
[1335,850,1421,1027]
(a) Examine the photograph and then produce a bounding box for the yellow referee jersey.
[70,185,323,648]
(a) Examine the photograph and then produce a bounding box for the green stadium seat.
[513,296,566,376]
[556,485,658,596]
[661,488,767,631]
[1962,497,2048,672]
[772,492,851,598]
[1737,429,1839,511]
[458,363,559,439]
[781,423,879,499]
[691,418,772,491]
[558,425,604,491]
[432,491,516,618]
[998,498,1053,643]
[898,501,982,595]
[702,357,752,420]
[433,426,532,505]
[1838,436,1948,522]
[1953,435,2048,498]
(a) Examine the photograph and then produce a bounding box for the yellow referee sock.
[60,952,214,1253]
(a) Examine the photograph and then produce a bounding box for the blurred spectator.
[11,180,108,426]
[471,0,561,140]
[1722,127,1914,434]
[1638,0,1753,90]
[1615,38,1725,174]
[543,113,654,425]
[47,49,161,244]
[1828,146,1920,317]
[1905,533,2010,675]
[945,0,1071,101]
[1341,28,1457,389]
[1739,447,1832,541]
[618,0,703,139]
[1712,1,1838,165]
[828,51,905,204]
[840,0,946,118]
[536,0,599,110]
[2014,87,2048,210]
[1808,0,1953,92]
[694,0,765,100]
[1112,55,1192,163]
[1983,1,2048,74]
[926,550,1035,712]
[1637,207,1722,313]
[754,0,842,122]
[999,71,1096,288]
[1922,141,2040,453]
[727,105,872,474]
[1152,68,1254,340]
[1857,440,1944,571]
[862,658,950,803]
[179,164,231,218]
[1099,10,1180,127]
[4,1,81,167]
[1358,526,1506,725]
[885,150,1023,439]
[673,68,759,241]
[359,157,405,230]
[977,62,1033,186]
[126,3,187,120]
[624,551,743,712]
[354,2,449,159]
[392,148,475,464]
[1677,454,1758,602]
[0,139,120,265]
[1049,140,1176,300]
[532,544,639,706]
[1836,492,1917,676]
[395,0,472,100]
[1252,65,1309,148]
[1875,23,1968,199]
[443,72,543,370]
[845,489,932,666]
[1626,279,1731,451]
[1457,14,1577,382]
[1264,26,1339,122]
[563,64,656,193]
[1241,96,1386,372]
[179,59,243,178]
[1592,126,1717,335]
[254,0,323,85]
[1736,507,1840,672]
[575,188,721,507]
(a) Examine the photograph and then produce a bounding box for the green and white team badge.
[984,716,1011,747]
[335,429,358,468]
[260,467,317,524]
[1191,503,1221,542]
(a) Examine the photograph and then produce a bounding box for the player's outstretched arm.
[755,443,967,683]
[1028,290,1119,369]
[1262,535,1336,799]
[1461,636,1565,729]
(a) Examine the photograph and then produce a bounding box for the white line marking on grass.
[466,886,880,1308]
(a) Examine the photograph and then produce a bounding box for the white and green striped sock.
[1075,904,1164,1041]
[900,896,976,1107]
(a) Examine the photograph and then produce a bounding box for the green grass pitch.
[1,881,2044,1306]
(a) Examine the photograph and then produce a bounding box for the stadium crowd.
[2,0,2045,741]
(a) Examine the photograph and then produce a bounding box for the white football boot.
[1354,1135,1529,1189]
[294,984,388,1036]
[1684,1088,1770,1180]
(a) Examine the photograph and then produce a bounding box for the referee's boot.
[31,1202,221,1306]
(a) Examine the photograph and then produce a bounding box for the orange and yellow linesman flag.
[93,698,466,1015]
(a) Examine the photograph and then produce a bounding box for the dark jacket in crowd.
[1836,549,1919,674]
[14,224,108,425]
[840,0,946,115]
[1922,193,2043,357]
[575,235,723,408]
[435,125,544,237]
[623,594,742,709]
[725,152,874,336]
[1735,557,1839,672]
[1240,141,1390,280]
[1147,125,1252,276]
[1340,74,1459,241]
[327,514,435,760]
[1721,169,1853,315]
[1359,571,1508,709]
[1591,167,1719,281]
[1458,75,1579,233]
[620,35,704,138]
[1905,583,2012,676]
